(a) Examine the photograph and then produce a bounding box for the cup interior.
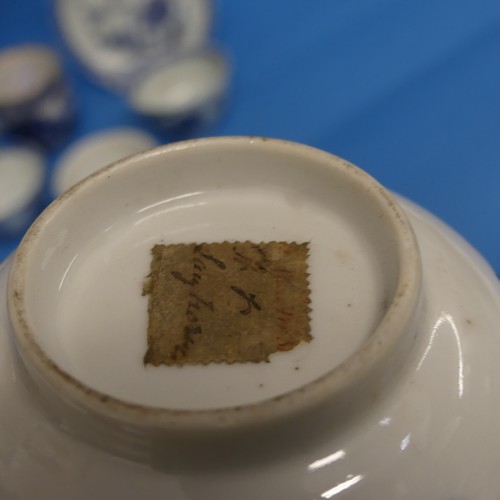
[129,51,228,116]
[0,46,59,107]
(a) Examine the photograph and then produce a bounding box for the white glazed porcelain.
[128,48,230,132]
[51,127,157,196]
[0,146,44,237]
[1,138,500,499]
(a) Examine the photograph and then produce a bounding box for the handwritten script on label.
[142,242,311,366]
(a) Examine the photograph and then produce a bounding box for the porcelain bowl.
[128,48,230,133]
[0,145,44,237]
[51,127,157,197]
[2,137,500,499]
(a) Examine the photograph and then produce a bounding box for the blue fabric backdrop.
[1,0,499,273]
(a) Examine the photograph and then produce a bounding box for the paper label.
[143,242,311,366]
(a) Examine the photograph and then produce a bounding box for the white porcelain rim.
[51,127,158,197]
[0,45,60,107]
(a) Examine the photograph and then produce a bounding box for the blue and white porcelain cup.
[128,48,230,135]
[0,45,75,147]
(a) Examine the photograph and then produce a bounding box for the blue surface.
[1,0,499,273]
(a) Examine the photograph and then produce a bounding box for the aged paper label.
[143,242,311,366]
